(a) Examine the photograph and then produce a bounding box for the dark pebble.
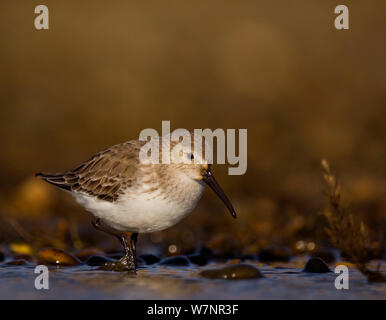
[0,251,4,262]
[6,259,28,266]
[258,247,291,262]
[212,252,236,261]
[159,256,190,266]
[198,245,214,258]
[140,254,161,265]
[136,256,145,266]
[12,254,34,262]
[188,254,208,266]
[198,244,235,261]
[365,270,386,283]
[303,257,331,273]
[241,254,257,261]
[86,255,114,267]
[199,264,263,280]
[107,253,124,260]
[37,248,81,266]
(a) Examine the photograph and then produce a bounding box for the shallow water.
[1,259,385,299]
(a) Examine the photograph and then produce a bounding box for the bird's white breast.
[73,178,205,233]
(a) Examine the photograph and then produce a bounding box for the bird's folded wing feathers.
[36,140,147,202]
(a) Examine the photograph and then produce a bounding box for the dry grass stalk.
[321,159,385,283]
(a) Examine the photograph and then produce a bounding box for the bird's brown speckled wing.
[36,140,147,202]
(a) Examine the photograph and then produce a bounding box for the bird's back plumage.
[36,140,147,202]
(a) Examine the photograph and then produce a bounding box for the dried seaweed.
[321,159,385,283]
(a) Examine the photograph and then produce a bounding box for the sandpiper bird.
[36,133,236,271]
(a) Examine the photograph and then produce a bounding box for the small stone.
[241,254,257,261]
[198,243,235,261]
[107,253,124,260]
[200,264,263,280]
[86,255,114,266]
[9,243,33,256]
[365,269,386,283]
[6,259,28,266]
[37,248,81,266]
[136,256,145,266]
[159,255,190,266]
[12,254,34,262]
[198,245,214,258]
[258,247,291,262]
[212,252,236,261]
[139,254,161,265]
[188,254,208,266]
[303,257,331,273]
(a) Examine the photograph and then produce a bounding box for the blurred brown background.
[0,1,385,256]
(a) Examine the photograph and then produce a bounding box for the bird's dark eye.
[187,153,194,160]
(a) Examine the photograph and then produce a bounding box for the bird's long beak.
[202,168,237,219]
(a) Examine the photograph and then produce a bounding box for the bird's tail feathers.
[35,172,72,191]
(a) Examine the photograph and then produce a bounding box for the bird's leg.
[130,233,139,267]
[120,232,136,271]
[91,217,122,243]
[91,217,136,272]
